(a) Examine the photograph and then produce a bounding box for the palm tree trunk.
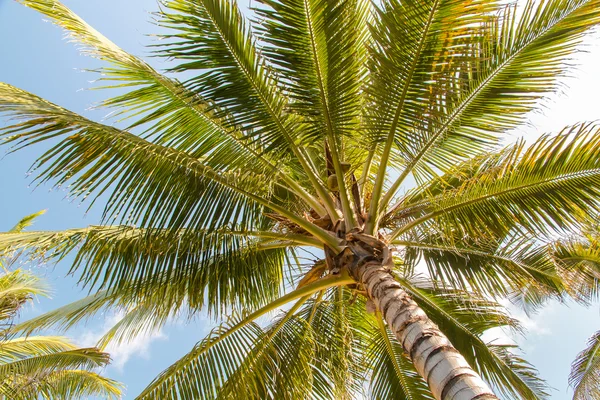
[338,237,498,400]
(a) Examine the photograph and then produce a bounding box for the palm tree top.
[2,0,600,398]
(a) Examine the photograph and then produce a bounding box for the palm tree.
[2,0,600,398]
[0,213,122,399]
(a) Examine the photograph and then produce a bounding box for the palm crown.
[2,0,600,398]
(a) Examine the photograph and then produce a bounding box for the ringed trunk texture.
[338,236,498,400]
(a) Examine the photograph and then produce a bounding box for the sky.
[0,0,599,398]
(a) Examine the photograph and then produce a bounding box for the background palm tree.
[0,213,122,399]
[548,222,600,400]
[1,0,600,398]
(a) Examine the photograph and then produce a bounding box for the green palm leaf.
[17,0,326,213]
[254,0,371,226]
[394,230,563,304]
[379,0,600,217]
[155,0,336,213]
[366,0,499,229]
[391,124,600,239]
[0,225,291,315]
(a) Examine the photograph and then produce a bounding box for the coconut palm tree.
[2,0,600,398]
[0,213,122,399]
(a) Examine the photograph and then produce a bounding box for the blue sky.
[0,0,599,398]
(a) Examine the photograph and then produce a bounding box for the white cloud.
[482,299,554,355]
[78,311,167,371]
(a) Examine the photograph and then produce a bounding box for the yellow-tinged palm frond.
[0,347,122,400]
[394,229,564,306]
[0,215,122,400]
[0,336,78,362]
[0,278,121,399]
[0,270,48,323]
[138,291,365,400]
[373,0,600,217]
[1,211,46,273]
[297,289,367,398]
[389,124,600,240]
[8,210,46,234]
[0,347,109,378]
[11,369,122,400]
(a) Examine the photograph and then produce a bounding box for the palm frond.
[391,124,600,239]
[382,0,600,204]
[8,210,46,234]
[0,270,48,323]
[570,330,600,400]
[255,0,371,226]
[0,348,109,380]
[366,0,498,230]
[0,225,291,315]
[303,289,367,398]
[394,231,564,304]
[155,0,336,213]
[18,0,326,213]
[12,290,125,337]
[136,312,284,399]
[137,274,353,399]
[0,82,340,245]
[211,299,315,400]
[256,0,369,141]
[16,0,257,169]
[0,336,77,362]
[0,83,266,229]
